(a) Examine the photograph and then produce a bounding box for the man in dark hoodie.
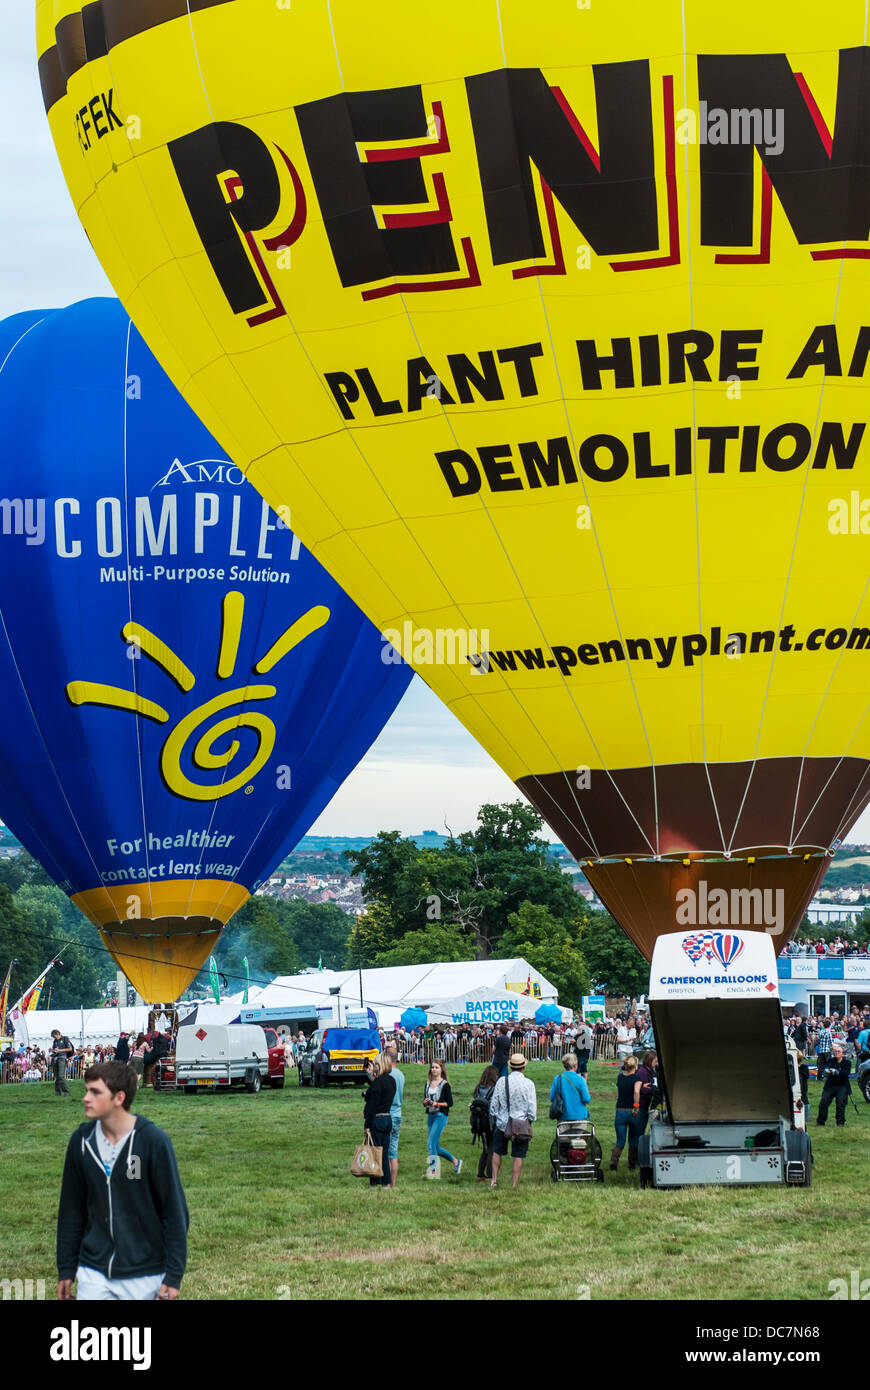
[57,1060,188,1301]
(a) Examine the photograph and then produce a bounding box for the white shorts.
[76,1265,166,1301]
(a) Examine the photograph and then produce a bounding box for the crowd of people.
[1,1026,171,1088]
[351,1003,869,1192]
[783,1007,870,1058]
[781,936,870,958]
[357,1039,542,1190]
[351,1021,664,1191]
[299,1012,654,1068]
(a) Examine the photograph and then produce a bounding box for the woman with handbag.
[363,1052,396,1188]
[423,1061,462,1178]
[489,1053,537,1189]
[549,1053,590,1120]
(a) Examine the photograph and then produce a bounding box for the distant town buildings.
[255,871,366,915]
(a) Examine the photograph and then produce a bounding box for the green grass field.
[2,1061,866,1300]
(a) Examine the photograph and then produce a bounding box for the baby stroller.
[549,1118,604,1182]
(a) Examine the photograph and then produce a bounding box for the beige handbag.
[351,1137,384,1178]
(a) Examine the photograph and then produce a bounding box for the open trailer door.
[641,931,811,1188]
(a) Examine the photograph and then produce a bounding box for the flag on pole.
[318,955,322,971]
[10,948,67,1016]
[209,956,220,1004]
[242,956,249,1006]
[0,961,12,1039]
[21,972,48,1012]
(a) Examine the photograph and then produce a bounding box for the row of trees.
[0,847,358,1009]
[203,895,353,989]
[0,805,653,1012]
[0,853,106,1008]
[343,803,648,1005]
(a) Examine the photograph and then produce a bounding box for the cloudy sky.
[4,13,869,848]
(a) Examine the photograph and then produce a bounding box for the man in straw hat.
[489,1053,537,1189]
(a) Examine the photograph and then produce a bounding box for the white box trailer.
[639,931,811,1188]
[169,1023,269,1093]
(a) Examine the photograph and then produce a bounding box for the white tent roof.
[8,989,268,1049]
[9,962,556,1043]
[11,1006,150,1049]
[248,958,555,1026]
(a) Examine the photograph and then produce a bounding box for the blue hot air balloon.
[0,299,411,1000]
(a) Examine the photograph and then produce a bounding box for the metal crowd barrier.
[1,1061,49,1084]
[0,1054,98,1084]
[392,1033,620,1067]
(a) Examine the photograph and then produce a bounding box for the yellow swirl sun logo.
[66,592,329,802]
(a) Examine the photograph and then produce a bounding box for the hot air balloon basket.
[549,1121,604,1183]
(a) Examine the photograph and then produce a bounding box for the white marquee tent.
[9,992,266,1049]
[8,960,560,1048]
[243,957,557,1028]
[11,1006,151,1050]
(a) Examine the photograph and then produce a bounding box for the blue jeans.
[388,1118,401,1160]
[427,1112,456,1164]
[614,1109,641,1148]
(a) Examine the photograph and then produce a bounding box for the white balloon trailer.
[638,930,811,1189]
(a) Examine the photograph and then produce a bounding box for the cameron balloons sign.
[0,300,410,1000]
[37,2,870,957]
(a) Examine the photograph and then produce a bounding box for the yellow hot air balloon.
[38,0,870,958]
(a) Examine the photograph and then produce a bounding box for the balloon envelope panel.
[0,299,411,998]
[36,2,870,954]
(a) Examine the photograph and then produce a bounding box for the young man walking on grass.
[57,1060,188,1301]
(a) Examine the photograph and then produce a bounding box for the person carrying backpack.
[470,1065,498,1181]
[549,1054,590,1120]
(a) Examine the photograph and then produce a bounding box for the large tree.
[0,878,104,1010]
[346,802,582,958]
[495,900,589,1006]
[345,901,396,969]
[0,884,45,1007]
[12,883,104,1008]
[281,899,352,970]
[577,911,649,999]
[207,895,300,990]
[374,923,473,967]
[0,848,57,895]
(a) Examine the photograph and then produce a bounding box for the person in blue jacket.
[549,1053,591,1119]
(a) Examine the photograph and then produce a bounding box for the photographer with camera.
[816,1042,852,1128]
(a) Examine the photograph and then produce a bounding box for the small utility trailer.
[638,930,811,1189]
